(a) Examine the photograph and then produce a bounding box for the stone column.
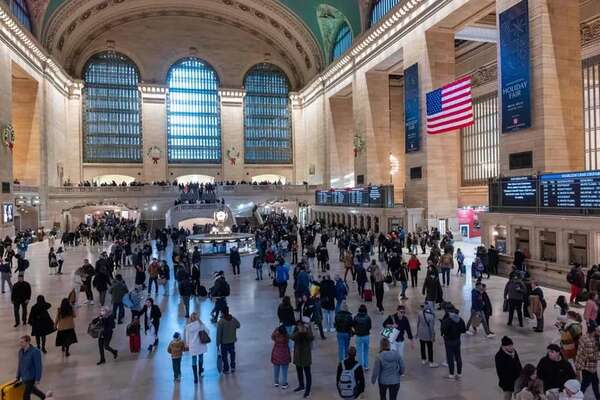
[403,29,460,230]
[328,95,354,187]
[0,43,14,237]
[139,84,168,183]
[219,89,245,182]
[497,0,583,174]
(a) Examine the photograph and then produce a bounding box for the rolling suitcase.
[362,289,373,302]
[1,380,25,400]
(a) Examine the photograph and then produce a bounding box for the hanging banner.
[499,0,531,133]
[404,63,420,152]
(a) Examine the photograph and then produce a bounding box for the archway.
[176,174,215,185]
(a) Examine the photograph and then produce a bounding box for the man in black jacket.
[494,336,522,400]
[229,247,241,276]
[334,302,354,362]
[320,275,336,332]
[12,275,31,327]
[536,343,576,392]
[440,306,466,379]
[178,275,193,318]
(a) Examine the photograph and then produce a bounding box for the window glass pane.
[369,0,400,27]
[461,92,499,185]
[331,23,352,62]
[243,63,292,164]
[5,0,32,31]
[583,56,600,171]
[83,51,141,163]
[167,58,221,163]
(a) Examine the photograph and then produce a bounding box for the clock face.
[215,211,227,223]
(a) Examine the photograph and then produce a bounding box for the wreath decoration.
[2,124,15,151]
[353,135,365,157]
[226,146,241,165]
[147,145,162,164]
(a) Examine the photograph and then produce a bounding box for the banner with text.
[404,63,420,152]
[499,0,531,133]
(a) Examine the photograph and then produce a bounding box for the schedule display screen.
[540,170,600,208]
[500,176,537,207]
[315,186,393,208]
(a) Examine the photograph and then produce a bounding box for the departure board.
[315,191,330,205]
[314,186,394,208]
[540,170,600,208]
[501,176,537,207]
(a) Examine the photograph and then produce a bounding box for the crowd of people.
[1,213,600,400]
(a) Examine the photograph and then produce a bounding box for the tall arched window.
[83,51,141,163]
[243,63,292,164]
[167,58,221,163]
[6,0,32,32]
[369,0,400,27]
[331,22,352,62]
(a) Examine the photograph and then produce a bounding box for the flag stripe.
[426,77,474,135]
[428,118,475,134]
[427,110,474,128]
[427,100,472,120]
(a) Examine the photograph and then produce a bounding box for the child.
[167,332,185,381]
[127,316,141,353]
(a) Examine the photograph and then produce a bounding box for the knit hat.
[547,343,561,352]
[501,336,513,346]
[564,379,581,394]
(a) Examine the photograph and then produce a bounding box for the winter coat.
[334,310,354,334]
[416,308,436,342]
[504,280,526,301]
[183,320,208,356]
[216,315,240,346]
[278,303,296,326]
[440,312,466,341]
[536,355,576,392]
[353,312,372,337]
[371,350,404,385]
[28,302,56,337]
[320,279,336,310]
[422,275,443,302]
[12,281,31,304]
[495,348,522,391]
[168,339,186,359]
[271,330,291,365]
[92,273,110,292]
[109,280,129,304]
[291,326,314,367]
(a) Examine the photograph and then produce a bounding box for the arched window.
[331,22,352,62]
[83,51,141,163]
[6,0,32,32]
[369,0,400,27]
[167,58,221,163]
[243,63,292,164]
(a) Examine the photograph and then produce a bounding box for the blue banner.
[499,0,531,133]
[404,63,420,152]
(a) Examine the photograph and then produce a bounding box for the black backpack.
[567,270,576,284]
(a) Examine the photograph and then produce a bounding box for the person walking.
[422,268,443,310]
[178,274,193,318]
[335,302,354,363]
[334,275,349,313]
[382,305,413,358]
[291,319,314,398]
[183,312,209,383]
[504,275,527,328]
[440,306,466,380]
[109,274,128,324]
[275,259,290,298]
[16,335,52,400]
[371,338,404,400]
[271,325,291,389]
[466,282,495,337]
[337,346,365,399]
[12,274,31,327]
[140,298,162,351]
[353,304,371,371]
[575,321,600,398]
[416,303,437,368]
[0,258,12,293]
[54,298,77,357]
[92,307,118,365]
[230,246,241,276]
[216,307,241,374]
[494,336,522,400]
[407,254,421,288]
[92,270,110,307]
[167,332,186,382]
[567,264,586,306]
[56,247,64,275]
[321,275,336,332]
[27,296,55,354]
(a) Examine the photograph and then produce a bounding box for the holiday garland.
[2,124,15,150]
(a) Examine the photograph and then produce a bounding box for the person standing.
[54,298,77,357]
[416,303,437,368]
[440,251,453,286]
[407,254,421,288]
[178,274,193,318]
[504,275,527,328]
[455,248,465,276]
[488,245,499,275]
[230,247,241,276]
[291,319,314,398]
[147,258,160,295]
[183,312,208,383]
[353,304,372,371]
[536,344,576,392]
[567,264,586,306]
[320,275,336,332]
[422,268,443,310]
[575,321,600,398]
[12,274,31,327]
[494,336,522,400]
[335,302,354,363]
[371,338,404,400]
[92,270,110,307]
[167,332,185,382]
[271,325,291,389]
[529,281,546,333]
[140,298,162,351]
[440,306,466,380]
[56,247,64,275]
[92,307,118,365]
[16,335,52,400]
[0,257,12,293]
[109,274,128,324]
[27,296,55,354]
[216,307,241,374]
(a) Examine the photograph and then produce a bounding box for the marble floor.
[0,237,582,400]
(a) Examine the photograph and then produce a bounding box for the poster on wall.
[2,203,13,223]
[499,0,531,133]
[404,63,420,152]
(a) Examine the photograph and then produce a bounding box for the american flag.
[426,76,474,135]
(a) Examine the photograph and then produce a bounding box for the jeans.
[323,309,335,331]
[232,263,240,275]
[400,281,407,298]
[273,364,289,385]
[256,267,263,280]
[112,302,124,323]
[445,339,462,375]
[295,365,311,395]
[182,296,190,317]
[441,268,450,286]
[148,277,158,294]
[356,335,369,369]
[212,297,228,321]
[420,340,433,363]
[278,282,287,298]
[581,370,600,399]
[337,332,351,362]
[221,343,236,372]
[172,358,182,379]
[1,274,12,292]
[23,380,46,400]
[14,302,27,325]
[192,354,204,373]
[507,299,524,326]
[378,383,400,400]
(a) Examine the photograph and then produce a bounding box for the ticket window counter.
[515,228,530,258]
[539,231,557,263]
[569,234,588,267]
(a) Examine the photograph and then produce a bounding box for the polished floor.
[0,236,580,399]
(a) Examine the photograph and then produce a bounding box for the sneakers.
[429,363,439,368]
[465,330,474,336]
[421,360,428,365]
[446,374,456,380]
[486,333,496,338]
[293,387,305,393]
[281,384,288,390]
[274,383,279,388]
[456,374,462,380]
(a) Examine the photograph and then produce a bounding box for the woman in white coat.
[184,312,208,383]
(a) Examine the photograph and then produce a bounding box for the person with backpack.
[504,275,527,328]
[353,304,371,370]
[416,303,438,368]
[371,338,404,400]
[337,346,365,399]
[275,259,290,298]
[210,271,230,323]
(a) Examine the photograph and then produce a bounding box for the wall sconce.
[540,234,546,242]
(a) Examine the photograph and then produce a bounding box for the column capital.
[139,84,168,103]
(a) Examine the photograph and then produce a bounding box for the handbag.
[199,329,211,344]
[502,299,508,313]
[217,352,223,373]
[384,274,393,284]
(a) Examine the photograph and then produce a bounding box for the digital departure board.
[500,176,537,207]
[315,186,394,208]
[540,170,600,208]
